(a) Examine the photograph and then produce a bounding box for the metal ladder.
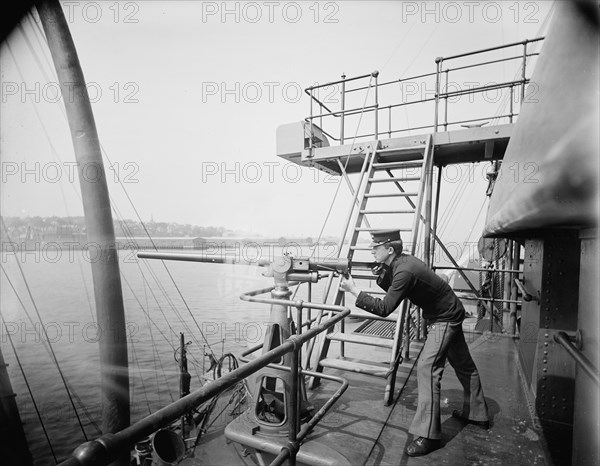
[309,134,434,405]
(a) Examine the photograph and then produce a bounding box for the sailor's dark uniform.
[355,254,489,440]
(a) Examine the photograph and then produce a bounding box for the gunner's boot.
[406,437,440,457]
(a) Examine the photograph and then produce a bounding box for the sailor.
[340,229,489,457]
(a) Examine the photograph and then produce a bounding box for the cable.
[0,243,89,440]
[1,316,57,463]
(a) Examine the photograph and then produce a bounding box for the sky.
[0,1,555,239]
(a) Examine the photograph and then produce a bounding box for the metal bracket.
[514,278,540,303]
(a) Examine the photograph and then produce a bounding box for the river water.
[1,245,342,464]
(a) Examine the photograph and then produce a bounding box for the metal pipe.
[288,336,299,466]
[434,58,442,132]
[444,70,449,130]
[374,71,379,138]
[310,88,314,151]
[509,242,520,334]
[441,36,543,61]
[514,278,536,302]
[268,370,348,466]
[554,332,599,386]
[434,266,522,274]
[521,41,528,103]
[458,296,522,305]
[340,74,346,144]
[439,79,529,98]
[509,86,515,123]
[37,3,130,462]
[442,53,540,73]
[306,103,378,121]
[305,72,374,92]
[58,307,349,466]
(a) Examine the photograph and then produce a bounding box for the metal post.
[309,89,314,150]
[340,74,346,144]
[36,3,130,464]
[374,71,379,138]
[388,106,392,138]
[490,267,496,333]
[521,40,528,103]
[502,242,513,330]
[444,70,449,130]
[434,58,442,131]
[509,85,514,123]
[295,305,303,433]
[509,242,520,334]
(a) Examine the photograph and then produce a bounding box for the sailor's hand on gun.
[340,274,360,297]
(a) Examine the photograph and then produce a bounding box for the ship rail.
[304,37,544,146]
[57,297,351,466]
[554,332,600,386]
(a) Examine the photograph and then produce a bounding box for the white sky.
[1,1,555,238]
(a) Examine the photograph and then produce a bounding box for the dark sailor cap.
[369,229,401,247]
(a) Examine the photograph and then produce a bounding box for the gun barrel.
[137,251,269,266]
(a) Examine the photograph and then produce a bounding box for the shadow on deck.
[305,326,547,466]
[188,324,548,465]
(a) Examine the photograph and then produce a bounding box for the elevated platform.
[276,123,513,175]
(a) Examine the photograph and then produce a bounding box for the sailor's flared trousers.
[409,321,488,440]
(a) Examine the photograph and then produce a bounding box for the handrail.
[239,286,351,465]
[554,332,600,386]
[57,300,350,466]
[303,36,544,145]
[441,37,544,61]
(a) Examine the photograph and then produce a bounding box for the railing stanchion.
[521,40,528,103]
[444,69,449,130]
[340,74,346,144]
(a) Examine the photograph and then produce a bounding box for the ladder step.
[373,161,424,170]
[355,227,412,232]
[319,358,390,377]
[364,192,419,198]
[376,145,426,154]
[369,176,421,183]
[319,357,414,378]
[360,209,415,214]
[350,274,378,280]
[326,332,394,348]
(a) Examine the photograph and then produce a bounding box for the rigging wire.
[24,13,220,363]
[128,336,152,416]
[0,315,57,463]
[0,248,90,441]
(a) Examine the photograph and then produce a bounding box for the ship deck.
[186,317,549,466]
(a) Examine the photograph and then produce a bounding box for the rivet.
[541,385,546,389]
[543,351,548,355]
[542,376,547,380]
[562,398,566,402]
[544,324,549,328]
[543,368,547,372]
[544,342,549,347]
[552,396,556,400]
[552,404,556,408]
[545,333,549,338]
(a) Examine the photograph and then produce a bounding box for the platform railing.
[57,297,350,466]
[304,37,544,148]
[240,286,350,466]
[434,264,524,335]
